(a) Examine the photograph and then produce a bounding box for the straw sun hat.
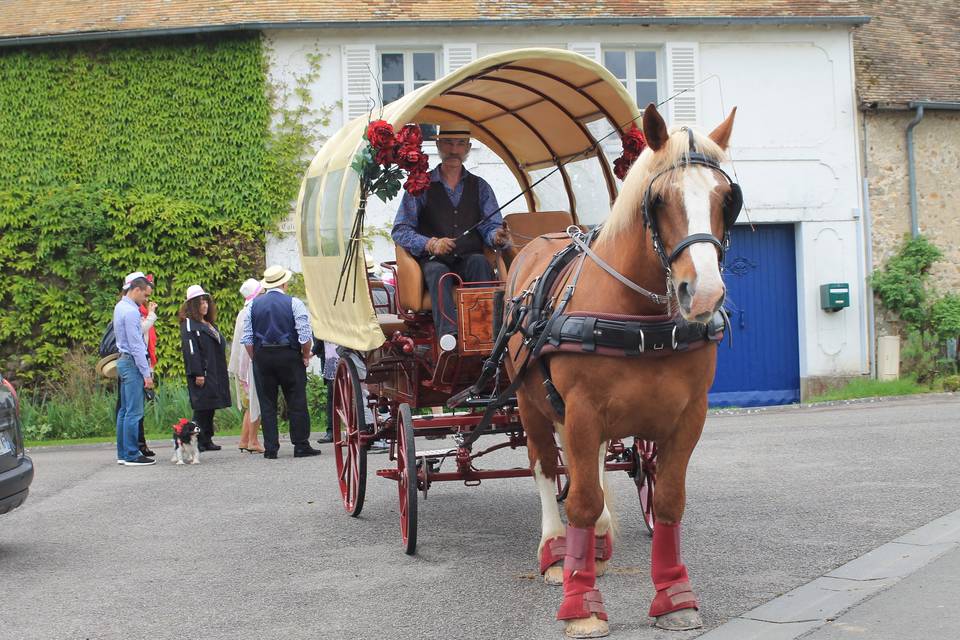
[261,265,292,289]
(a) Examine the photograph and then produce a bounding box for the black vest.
[418,173,484,261]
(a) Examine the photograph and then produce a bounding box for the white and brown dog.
[170,419,201,465]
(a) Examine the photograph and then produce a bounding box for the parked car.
[0,372,33,515]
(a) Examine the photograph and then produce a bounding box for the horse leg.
[648,412,705,631]
[594,442,615,578]
[558,405,609,639]
[521,396,567,585]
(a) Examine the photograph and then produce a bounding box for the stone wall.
[864,110,960,337]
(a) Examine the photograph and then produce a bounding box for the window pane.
[565,157,610,228]
[636,81,658,109]
[635,51,657,79]
[382,83,405,104]
[529,167,571,214]
[300,175,322,257]
[340,170,360,246]
[603,51,627,80]
[320,169,345,257]
[413,52,436,81]
[381,53,403,82]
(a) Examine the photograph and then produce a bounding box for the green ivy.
[0,34,325,388]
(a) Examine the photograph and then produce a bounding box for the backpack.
[98,321,118,357]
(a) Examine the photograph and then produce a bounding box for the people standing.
[228,278,264,454]
[114,273,156,466]
[242,265,321,459]
[178,285,231,452]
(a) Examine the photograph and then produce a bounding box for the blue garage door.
[709,224,800,407]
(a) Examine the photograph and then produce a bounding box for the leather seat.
[395,246,507,314]
[502,211,577,260]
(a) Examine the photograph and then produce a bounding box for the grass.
[807,376,930,403]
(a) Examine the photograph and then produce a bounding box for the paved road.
[2,394,959,640]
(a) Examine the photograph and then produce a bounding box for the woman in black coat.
[179,285,231,451]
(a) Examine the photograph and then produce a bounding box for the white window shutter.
[665,42,700,126]
[342,44,377,121]
[443,43,477,75]
[568,42,602,63]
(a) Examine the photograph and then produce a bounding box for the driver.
[391,121,509,351]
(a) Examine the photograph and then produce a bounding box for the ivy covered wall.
[0,34,307,386]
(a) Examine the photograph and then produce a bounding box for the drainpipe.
[905,104,924,238]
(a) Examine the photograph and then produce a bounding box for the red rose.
[366,119,395,150]
[622,125,647,156]
[416,153,430,173]
[396,144,425,171]
[396,123,423,148]
[613,155,633,181]
[404,170,431,196]
[375,144,396,167]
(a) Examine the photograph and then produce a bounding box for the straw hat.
[261,265,292,289]
[185,284,208,301]
[95,353,120,379]
[435,121,472,140]
[365,254,377,274]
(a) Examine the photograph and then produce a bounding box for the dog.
[170,419,201,465]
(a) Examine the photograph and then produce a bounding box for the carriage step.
[418,448,456,459]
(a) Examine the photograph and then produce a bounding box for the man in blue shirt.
[242,265,321,459]
[391,121,510,351]
[113,273,155,466]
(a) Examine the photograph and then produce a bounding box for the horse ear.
[642,102,669,151]
[708,106,737,150]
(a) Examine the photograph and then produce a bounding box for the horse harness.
[450,130,742,439]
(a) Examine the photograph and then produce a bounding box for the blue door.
[709,224,800,407]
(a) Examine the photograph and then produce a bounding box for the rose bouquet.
[612,125,648,180]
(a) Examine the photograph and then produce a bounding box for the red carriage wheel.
[633,439,657,535]
[333,357,368,517]
[397,403,419,555]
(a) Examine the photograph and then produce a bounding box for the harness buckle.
[671,325,679,350]
[638,329,646,353]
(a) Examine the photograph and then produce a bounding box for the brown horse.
[505,102,738,637]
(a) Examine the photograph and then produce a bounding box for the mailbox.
[819,283,850,312]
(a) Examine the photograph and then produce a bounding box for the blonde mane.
[599,125,728,243]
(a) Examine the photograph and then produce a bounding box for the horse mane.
[599,125,729,244]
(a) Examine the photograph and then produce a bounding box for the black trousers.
[324,378,334,434]
[421,253,494,336]
[192,408,216,445]
[252,347,311,453]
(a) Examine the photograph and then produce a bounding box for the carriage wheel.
[397,403,418,555]
[333,357,368,517]
[633,439,657,535]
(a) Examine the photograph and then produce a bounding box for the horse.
[504,102,739,638]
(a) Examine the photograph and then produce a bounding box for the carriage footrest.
[418,448,456,459]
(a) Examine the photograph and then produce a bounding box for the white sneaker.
[116,459,124,465]
[439,333,457,352]
[122,455,156,466]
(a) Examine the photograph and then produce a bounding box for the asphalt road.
[2,394,959,640]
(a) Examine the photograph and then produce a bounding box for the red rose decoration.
[396,144,425,171]
[613,156,632,181]
[416,153,430,173]
[404,170,431,196]
[366,119,395,150]
[396,123,423,148]
[622,125,647,156]
[375,145,396,167]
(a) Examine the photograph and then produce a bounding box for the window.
[380,51,439,104]
[603,49,660,108]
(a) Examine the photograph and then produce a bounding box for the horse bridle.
[641,128,743,271]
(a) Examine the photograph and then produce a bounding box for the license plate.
[0,433,12,456]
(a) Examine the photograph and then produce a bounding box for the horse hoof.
[595,559,608,577]
[543,565,564,585]
[654,608,702,631]
[564,614,610,638]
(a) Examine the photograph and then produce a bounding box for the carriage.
[296,49,658,555]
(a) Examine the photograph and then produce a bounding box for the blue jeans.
[116,356,144,462]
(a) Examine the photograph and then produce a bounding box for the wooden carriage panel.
[457,286,502,355]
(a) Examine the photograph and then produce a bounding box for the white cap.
[185,284,208,301]
[122,271,146,291]
[239,278,261,301]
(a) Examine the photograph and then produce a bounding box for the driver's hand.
[432,237,457,256]
[492,227,510,248]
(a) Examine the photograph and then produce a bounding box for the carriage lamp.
[819,283,850,312]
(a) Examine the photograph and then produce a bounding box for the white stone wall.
[264,24,868,382]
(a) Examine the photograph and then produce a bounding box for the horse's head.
[618,103,740,323]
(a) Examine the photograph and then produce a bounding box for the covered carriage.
[296,48,657,554]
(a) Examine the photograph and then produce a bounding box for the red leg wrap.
[541,532,613,574]
[595,531,613,562]
[556,525,608,621]
[648,521,699,618]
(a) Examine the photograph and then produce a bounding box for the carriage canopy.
[297,47,641,351]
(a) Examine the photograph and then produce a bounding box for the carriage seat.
[502,211,577,259]
[395,245,507,313]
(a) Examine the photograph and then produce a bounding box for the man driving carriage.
[390,122,510,351]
